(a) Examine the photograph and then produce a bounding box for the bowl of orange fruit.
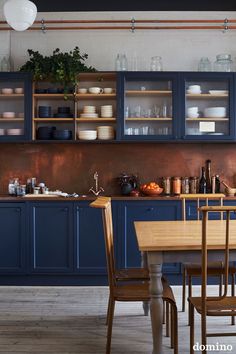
[140,182,163,196]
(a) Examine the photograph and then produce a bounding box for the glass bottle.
[115,54,121,71]
[206,159,212,193]
[198,57,212,71]
[199,167,207,193]
[214,54,233,72]
[189,177,199,194]
[215,175,221,193]
[162,101,167,118]
[121,54,128,71]
[162,177,171,195]
[1,56,10,72]
[181,177,189,194]
[150,56,163,71]
[172,177,181,195]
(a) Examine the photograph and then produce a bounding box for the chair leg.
[182,266,187,312]
[170,304,174,348]
[231,274,235,325]
[189,302,194,354]
[166,302,170,338]
[163,300,166,324]
[173,304,178,354]
[219,273,223,296]
[106,295,111,325]
[106,298,115,354]
[143,301,150,316]
[188,275,192,326]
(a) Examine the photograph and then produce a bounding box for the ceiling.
[33,0,236,12]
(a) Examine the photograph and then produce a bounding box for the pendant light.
[3,0,37,31]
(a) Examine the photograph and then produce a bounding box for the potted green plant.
[20,46,96,94]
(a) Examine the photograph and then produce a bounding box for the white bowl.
[2,88,13,94]
[78,88,88,94]
[2,111,15,118]
[14,88,24,94]
[6,128,23,135]
[0,129,5,135]
[187,89,201,94]
[204,107,226,118]
[80,113,98,118]
[78,130,97,140]
[187,113,199,119]
[187,107,198,113]
[209,90,228,95]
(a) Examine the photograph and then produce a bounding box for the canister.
[172,177,181,195]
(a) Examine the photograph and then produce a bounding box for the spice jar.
[181,177,190,194]
[189,177,199,194]
[172,177,181,195]
[214,54,233,72]
[162,177,171,195]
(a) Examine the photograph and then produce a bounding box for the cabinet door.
[117,201,181,274]
[74,203,107,274]
[30,203,73,273]
[0,72,32,141]
[118,72,179,141]
[0,203,26,273]
[180,72,234,141]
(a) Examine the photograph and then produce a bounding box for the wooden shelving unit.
[186,117,229,121]
[126,90,172,96]
[0,118,24,122]
[0,94,24,98]
[76,118,116,122]
[186,93,228,98]
[75,93,116,99]
[126,117,172,121]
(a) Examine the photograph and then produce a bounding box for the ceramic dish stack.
[6,128,23,135]
[97,126,115,140]
[0,129,5,136]
[80,105,98,118]
[101,105,113,118]
[78,129,97,140]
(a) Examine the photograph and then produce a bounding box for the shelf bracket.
[131,17,135,33]
[41,19,46,34]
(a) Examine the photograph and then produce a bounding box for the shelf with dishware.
[186,93,228,98]
[126,117,172,121]
[0,94,24,99]
[125,90,172,96]
[75,93,116,99]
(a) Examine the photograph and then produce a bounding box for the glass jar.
[172,177,181,195]
[198,57,212,71]
[162,177,171,195]
[150,56,163,71]
[189,177,199,194]
[214,54,233,72]
[181,177,190,194]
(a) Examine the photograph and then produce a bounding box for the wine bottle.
[199,166,207,193]
[215,175,221,193]
[206,159,212,193]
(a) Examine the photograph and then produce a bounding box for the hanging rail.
[0,18,235,31]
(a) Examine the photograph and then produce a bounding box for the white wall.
[1,7,236,71]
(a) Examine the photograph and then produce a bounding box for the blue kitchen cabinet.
[74,202,107,275]
[179,72,235,141]
[117,71,179,141]
[0,72,32,141]
[29,202,74,273]
[0,203,26,273]
[116,200,182,275]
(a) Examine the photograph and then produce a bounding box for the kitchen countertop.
[1,194,236,201]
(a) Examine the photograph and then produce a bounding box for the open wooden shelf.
[186,94,228,98]
[0,94,24,98]
[186,117,229,121]
[76,93,116,99]
[33,94,74,99]
[34,118,74,122]
[76,118,116,122]
[0,118,24,122]
[126,117,172,121]
[126,90,172,96]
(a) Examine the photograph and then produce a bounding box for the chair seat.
[114,278,176,304]
[185,262,236,276]
[115,268,149,281]
[189,296,236,316]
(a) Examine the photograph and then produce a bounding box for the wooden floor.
[0,286,235,353]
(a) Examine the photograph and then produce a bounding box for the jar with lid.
[150,56,163,71]
[8,178,19,196]
[198,57,212,71]
[214,54,234,72]
[189,177,199,194]
[162,177,171,195]
[181,177,190,194]
[172,177,181,195]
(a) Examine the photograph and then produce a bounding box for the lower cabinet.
[0,203,26,273]
[116,200,182,275]
[29,203,74,273]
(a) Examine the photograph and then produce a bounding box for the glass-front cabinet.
[0,72,32,141]
[118,72,179,141]
[180,72,234,141]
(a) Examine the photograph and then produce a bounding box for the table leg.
[141,251,150,316]
[149,262,163,354]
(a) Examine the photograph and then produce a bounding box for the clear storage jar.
[214,54,233,72]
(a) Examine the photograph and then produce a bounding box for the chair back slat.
[90,197,117,293]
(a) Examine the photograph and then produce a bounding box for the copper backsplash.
[0,143,235,195]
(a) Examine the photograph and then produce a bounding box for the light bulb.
[3,0,37,31]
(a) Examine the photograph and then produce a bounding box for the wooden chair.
[180,194,236,326]
[90,196,178,354]
[189,205,236,354]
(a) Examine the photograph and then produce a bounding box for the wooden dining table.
[134,219,236,354]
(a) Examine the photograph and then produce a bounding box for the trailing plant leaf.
[20,46,96,93]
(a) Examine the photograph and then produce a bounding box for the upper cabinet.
[180,72,235,141]
[118,72,179,141]
[0,72,32,141]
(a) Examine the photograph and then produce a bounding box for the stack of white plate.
[97,126,115,140]
[0,129,5,136]
[101,105,113,118]
[78,130,97,140]
[80,105,98,118]
[6,128,23,135]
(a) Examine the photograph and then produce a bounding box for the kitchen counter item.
[214,53,233,72]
